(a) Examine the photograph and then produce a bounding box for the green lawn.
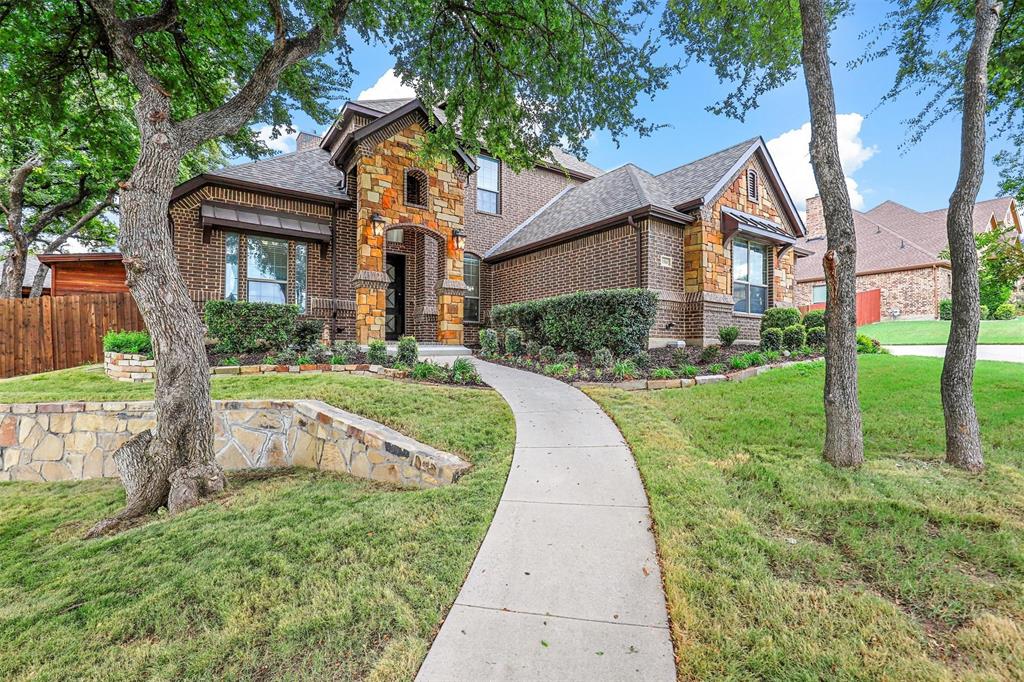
[860,318,1024,345]
[587,355,1024,681]
[0,367,515,680]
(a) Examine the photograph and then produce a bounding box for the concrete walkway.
[887,344,1024,363]
[416,360,674,681]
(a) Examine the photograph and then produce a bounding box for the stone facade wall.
[0,400,469,488]
[795,265,950,320]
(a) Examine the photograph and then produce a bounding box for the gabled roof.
[486,137,803,261]
[173,148,349,204]
[795,196,1021,282]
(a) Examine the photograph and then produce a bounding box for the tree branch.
[5,153,43,241]
[28,175,89,238]
[123,0,178,37]
[86,0,170,96]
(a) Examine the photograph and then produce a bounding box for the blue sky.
[263,4,1004,215]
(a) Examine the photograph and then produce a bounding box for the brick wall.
[796,265,950,320]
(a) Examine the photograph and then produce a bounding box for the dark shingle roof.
[207,148,348,200]
[355,98,418,115]
[655,138,759,207]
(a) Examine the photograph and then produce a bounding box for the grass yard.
[587,355,1024,680]
[860,317,1024,345]
[0,367,515,680]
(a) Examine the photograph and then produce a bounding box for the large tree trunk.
[799,0,864,468]
[0,245,28,299]
[941,0,1000,473]
[28,262,49,297]
[86,96,223,538]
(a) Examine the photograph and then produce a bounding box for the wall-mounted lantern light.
[452,228,466,251]
[370,212,387,237]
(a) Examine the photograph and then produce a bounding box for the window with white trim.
[224,233,239,301]
[246,236,289,304]
[464,254,481,322]
[812,284,827,304]
[733,238,768,314]
[295,242,308,313]
[476,155,500,214]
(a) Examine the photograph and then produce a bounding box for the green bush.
[728,355,751,370]
[743,351,765,366]
[613,360,639,381]
[505,327,524,356]
[699,344,721,364]
[557,351,578,366]
[760,328,783,351]
[293,319,323,349]
[652,367,676,379]
[451,357,480,384]
[632,350,651,369]
[490,288,658,356]
[760,307,801,332]
[763,350,781,363]
[782,324,807,351]
[679,364,699,378]
[592,347,614,370]
[296,355,314,365]
[103,329,152,355]
[539,345,557,363]
[331,340,358,364]
[939,298,952,320]
[994,303,1014,320]
[707,363,725,375]
[480,328,500,357]
[807,326,827,347]
[802,309,826,329]
[367,339,388,365]
[980,304,990,320]
[396,336,418,366]
[204,300,298,353]
[270,348,298,365]
[718,326,740,347]
[857,334,882,354]
[306,343,333,364]
[218,356,240,366]
[411,361,448,382]
[543,362,568,377]
[525,340,541,358]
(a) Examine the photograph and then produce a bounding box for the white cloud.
[356,68,415,101]
[254,125,297,154]
[766,113,877,212]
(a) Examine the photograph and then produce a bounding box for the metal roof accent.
[201,202,332,242]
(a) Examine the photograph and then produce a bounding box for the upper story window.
[464,254,481,322]
[747,169,759,202]
[405,168,428,207]
[733,238,768,315]
[247,236,289,305]
[476,155,500,214]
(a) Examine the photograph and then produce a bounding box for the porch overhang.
[200,201,332,244]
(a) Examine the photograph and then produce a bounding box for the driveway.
[415,360,675,681]
[886,344,1024,363]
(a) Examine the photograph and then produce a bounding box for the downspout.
[331,203,338,343]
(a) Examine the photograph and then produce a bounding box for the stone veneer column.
[437,235,467,345]
[354,206,388,344]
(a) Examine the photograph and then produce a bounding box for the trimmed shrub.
[939,298,952,320]
[782,324,807,351]
[807,326,826,347]
[592,347,614,370]
[760,328,783,351]
[557,351,578,366]
[994,303,1015,320]
[204,300,298,353]
[490,288,658,356]
[699,344,721,364]
[980,304,990,320]
[103,329,152,355]
[505,327,524,356]
[525,340,541,358]
[802,309,826,329]
[857,334,881,354]
[480,328,500,357]
[652,367,676,379]
[538,345,557,364]
[367,339,388,365]
[397,336,418,366]
[293,319,323,349]
[718,326,740,347]
[632,350,651,369]
[613,360,639,381]
[760,307,801,332]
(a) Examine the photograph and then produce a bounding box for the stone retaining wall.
[104,352,156,382]
[0,400,469,488]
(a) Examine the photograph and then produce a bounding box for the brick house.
[795,195,1022,320]
[169,97,806,348]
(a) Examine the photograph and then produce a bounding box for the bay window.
[733,238,768,314]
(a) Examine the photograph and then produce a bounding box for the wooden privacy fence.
[0,293,144,379]
[799,288,882,327]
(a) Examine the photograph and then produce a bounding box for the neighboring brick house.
[169,96,806,347]
[794,195,1022,320]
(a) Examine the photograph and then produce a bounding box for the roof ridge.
[654,137,759,178]
[622,164,653,207]
[856,210,939,260]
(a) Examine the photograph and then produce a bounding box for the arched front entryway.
[380,223,448,343]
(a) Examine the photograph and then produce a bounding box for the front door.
[385,253,405,340]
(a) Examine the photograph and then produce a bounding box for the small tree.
[662,0,864,467]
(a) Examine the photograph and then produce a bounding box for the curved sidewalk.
[416,360,674,681]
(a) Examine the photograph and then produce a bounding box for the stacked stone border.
[105,351,409,383]
[0,399,470,488]
[573,359,819,391]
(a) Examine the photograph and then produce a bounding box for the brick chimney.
[296,132,323,152]
[805,195,825,238]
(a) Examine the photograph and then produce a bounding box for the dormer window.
[405,168,428,207]
[747,169,759,202]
